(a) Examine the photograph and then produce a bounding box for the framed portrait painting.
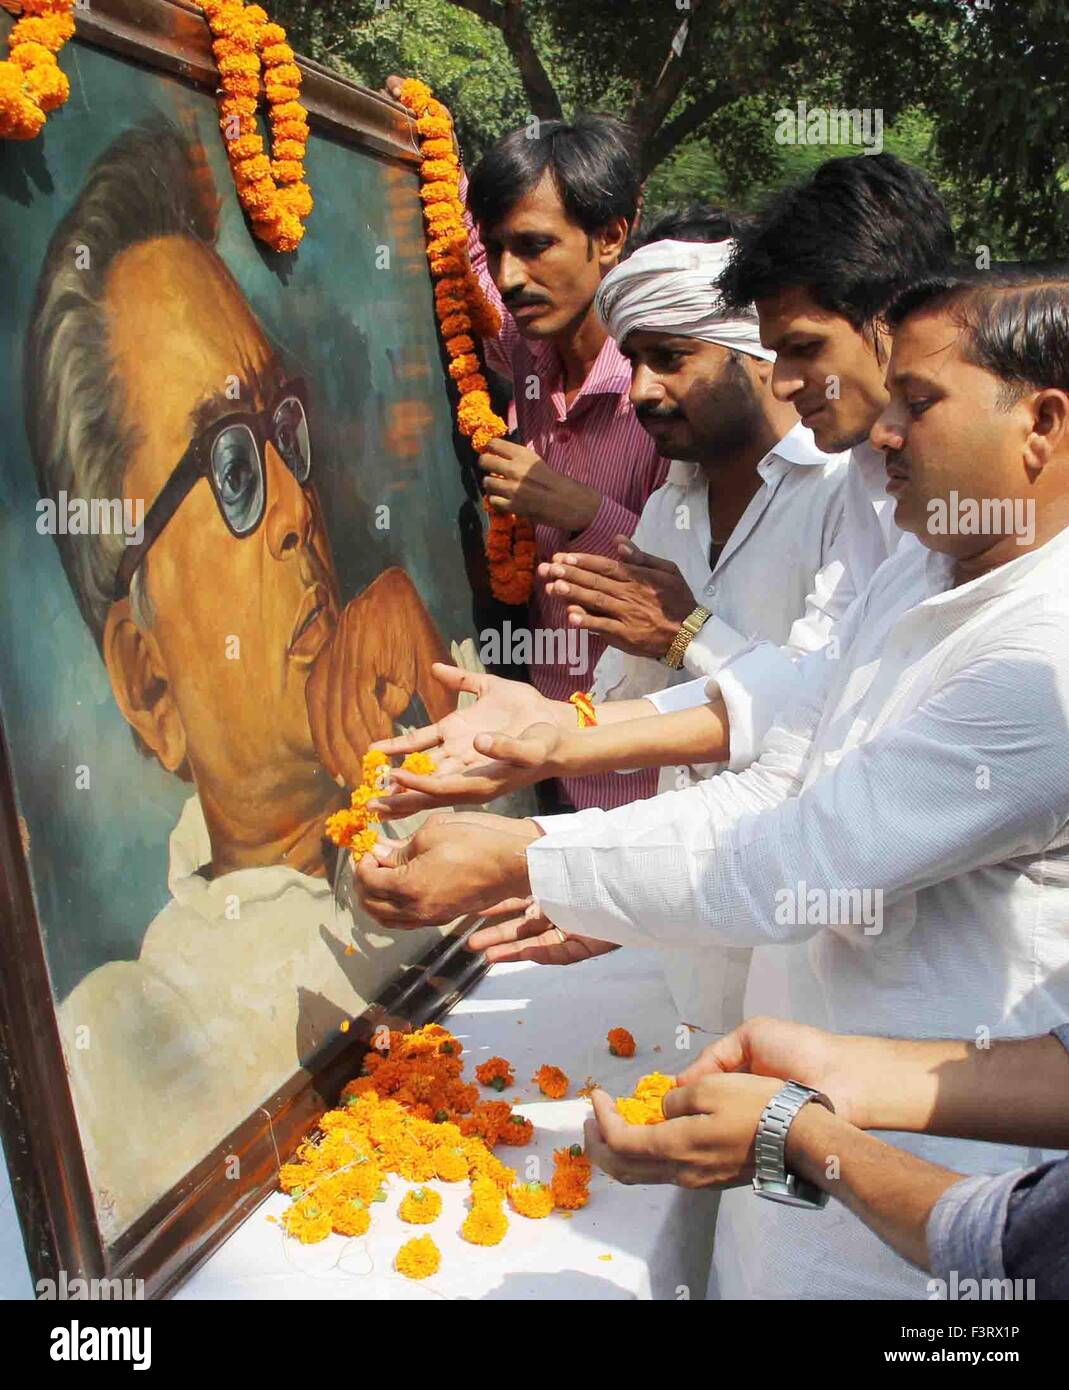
[0,0,517,1297]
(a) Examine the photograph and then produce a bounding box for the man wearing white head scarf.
[537,216,877,1033]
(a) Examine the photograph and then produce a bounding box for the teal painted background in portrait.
[0,42,482,1001]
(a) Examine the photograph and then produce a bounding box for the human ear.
[102,601,188,775]
[596,216,630,268]
[1022,389,1069,476]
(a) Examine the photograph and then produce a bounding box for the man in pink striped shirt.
[462,116,668,811]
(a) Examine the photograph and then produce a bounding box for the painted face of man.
[623,328,765,465]
[756,285,890,453]
[103,235,340,805]
[480,170,628,341]
[871,306,1043,558]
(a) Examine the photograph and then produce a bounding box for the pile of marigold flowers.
[277,1021,601,1277]
[394,76,536,607]
[615,1072,676,1126]
[325,747,435,862]
[0,0,75,141]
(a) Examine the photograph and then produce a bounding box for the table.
[2,951,717,1300]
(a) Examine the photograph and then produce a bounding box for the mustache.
[636,403,684,422]
[501,288,552,309]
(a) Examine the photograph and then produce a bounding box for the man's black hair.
[885,265,1069,401]
[466,113,640,234]
[718,153,955,329]
[630,204,738,251]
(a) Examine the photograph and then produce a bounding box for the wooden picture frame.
[0,0,496,1299]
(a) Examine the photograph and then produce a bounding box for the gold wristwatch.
[663,605,712,669]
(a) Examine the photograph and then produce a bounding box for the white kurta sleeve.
[528,632,1069,951]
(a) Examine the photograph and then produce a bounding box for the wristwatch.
[752,1080,834,1209]
[663,604,712,669]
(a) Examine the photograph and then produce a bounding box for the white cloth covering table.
[1,950,716,1301]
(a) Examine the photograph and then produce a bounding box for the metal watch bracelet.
[663,604,711,669]
[752,1080,834,1209]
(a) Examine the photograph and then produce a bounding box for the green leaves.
[273,0,1063,256]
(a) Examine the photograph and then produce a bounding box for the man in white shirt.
[545,220,858,1029]
[621,153,958,758]
[356,269,1069,1298]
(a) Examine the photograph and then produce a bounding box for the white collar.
[166,794,333,920]
[665,421,837,490]
[916,520,1069,618]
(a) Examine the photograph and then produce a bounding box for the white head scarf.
[595,237,774,362]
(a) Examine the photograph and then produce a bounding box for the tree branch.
[629,0,703,147]
[446,0,563,120]
[642,81,747,176]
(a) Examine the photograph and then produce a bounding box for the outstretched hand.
[371,661,562,770]
[466,897,618,965]
[370,721,565,817]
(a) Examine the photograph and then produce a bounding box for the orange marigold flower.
[615,1071,676,1125]
[438,312,471,337]
[475,1056,514,1091]
[472,423,507,453]
[270,158,305,184]
[498,1113,534,1146]
[398,77,434,112]
[398,1186,442,1225]
[282,1195,332,1244]
[551,1143,592,1210]
[461,1203,508,1246]
[261,41,295,66]
[470,1175,502,1207]
[10,13,75,52]
[416,114,452,141]
[272,138,306,162]
[395,1234,440,1279]
[534,1065,569,1099]
[19,52,68,112]
[508,1181,555,1218]
[330,1199,371,1237]
[400,751,437,776]
[607,1027,636,1057]
[434,1147,468,1183]
[460,1099,512,1145]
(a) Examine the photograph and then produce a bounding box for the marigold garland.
[0,0,75,140]
[615,1072,676,1126]
[395,77,536,607]
[196,1,313,253]
[607,1027,636,1058]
